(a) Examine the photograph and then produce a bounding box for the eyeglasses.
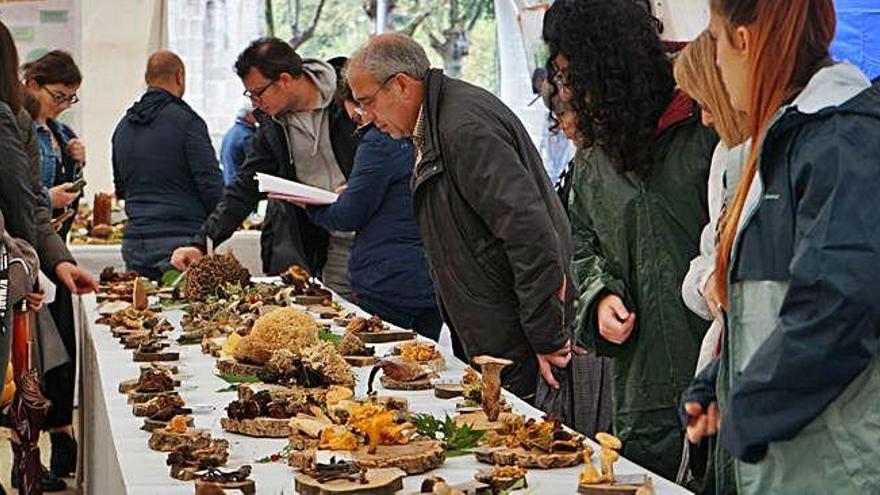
[354,73,398,116]
[44,86,79,104]
[243,79,278,101]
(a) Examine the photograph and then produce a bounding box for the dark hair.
[23,91,41,120]
[22,50,82,86]
[234,37,304,80]
[543,0,674,175]
[0,21,22,113]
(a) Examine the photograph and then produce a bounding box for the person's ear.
[26,79,39,91]
[734,25,751,60]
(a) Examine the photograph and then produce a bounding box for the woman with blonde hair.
[682,0,880,493]
[674,30,749,493]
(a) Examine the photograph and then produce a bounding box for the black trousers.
[44,285,75,429]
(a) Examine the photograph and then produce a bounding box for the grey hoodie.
[281,59,346,192]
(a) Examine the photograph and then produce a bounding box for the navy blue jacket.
[219,118,255,185]
[112,88,224,239]
[306,125,435,308]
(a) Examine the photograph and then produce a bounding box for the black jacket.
[0,103,37,245]
[411,70,576,399]
[192,60,357,275]
[112,88,224,239]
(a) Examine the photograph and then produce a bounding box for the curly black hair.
[543,0,674,175]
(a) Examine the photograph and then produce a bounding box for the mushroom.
[133,277,149,311]
[599,448,620,483]
[579,446,604,485]
[596,432,623,450]
[472,355,513,421]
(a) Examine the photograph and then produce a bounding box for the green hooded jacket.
[570,93,717,479]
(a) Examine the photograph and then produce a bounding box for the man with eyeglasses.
[345,34,576,403]
[111,50,224,280]
[171,38,358,295]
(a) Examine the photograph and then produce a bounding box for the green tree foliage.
[267,0,497,93]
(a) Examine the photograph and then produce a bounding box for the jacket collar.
[412,69,447,189]
[654,89,695,137]
[790,61,871,115]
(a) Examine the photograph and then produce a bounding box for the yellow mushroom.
[595,432,622,451]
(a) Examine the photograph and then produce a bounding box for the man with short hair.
[171,38,358,296]
[112,50,224,280]
[345,34,575,401]
[220,101,257,185]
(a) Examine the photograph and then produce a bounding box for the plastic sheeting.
[833,0,880,82]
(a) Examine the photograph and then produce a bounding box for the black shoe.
[50,431,77,478]
[11,462,68,492]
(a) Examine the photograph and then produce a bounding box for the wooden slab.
[118,377,180,394]
[201,336,226,357]
[147,429,211,452]
[295,467,406,495]
[142,415,193,432]
[133,351,179,362]
[216,358,263,378]
[132,393,182,417]
[434,383,464,399]
[474,446,582,469]
[343,355,379,367]
[195,479,256,495]
[139,363,178,374]
[579,475,651,495]
[289,440,445,475]
[308,306,341,319]
[379,375,433,391]
[295,295,327,306]
[454,411,520,432]
[126,390,178,405]
[356,330,416,344]
[403,481,491,495]
[220,417,290,438]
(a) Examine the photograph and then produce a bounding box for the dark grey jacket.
[411,69,576,399]
[15,109,75,273]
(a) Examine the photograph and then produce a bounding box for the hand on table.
[55,261,98,294]
[597,294,636,344]
[171,246,203,271]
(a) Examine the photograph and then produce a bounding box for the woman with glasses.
[21,49,85,481]
[22,50,86,241]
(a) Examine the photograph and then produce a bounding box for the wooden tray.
[142,415,193,432]
[454,411,520,432]
[216,358,263,378]
[579,475,652,495]
[139,363,178,374]
[356,330,416,344]
[379,375,433,391]
[295,467,406,495]
[118,377,180,394]
[220,417,290,438]
[147,428,211,452]
[289,439,445,475]
[295,295,327,306]
[434,383,464,399]
[194,479,256,494]
[473,446,582,469]
[343,355,379,367]
[133,351,179,362]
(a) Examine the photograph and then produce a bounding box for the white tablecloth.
[69,230,264,277]
[76,292,691,495]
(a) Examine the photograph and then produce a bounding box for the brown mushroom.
[472,355,513,421]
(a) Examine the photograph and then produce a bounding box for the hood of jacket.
[301,59,337,111]
[125,88,184,125]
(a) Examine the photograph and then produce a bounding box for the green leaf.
[215,373,261,384]
[319,331,342,347]
[161,269,185,288]
[177,335,202,345]
[411,413,484,454]
[215,384,238,393]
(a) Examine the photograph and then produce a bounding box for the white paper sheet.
[256,172,338,205]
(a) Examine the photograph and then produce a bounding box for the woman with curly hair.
[544,0,717,478]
